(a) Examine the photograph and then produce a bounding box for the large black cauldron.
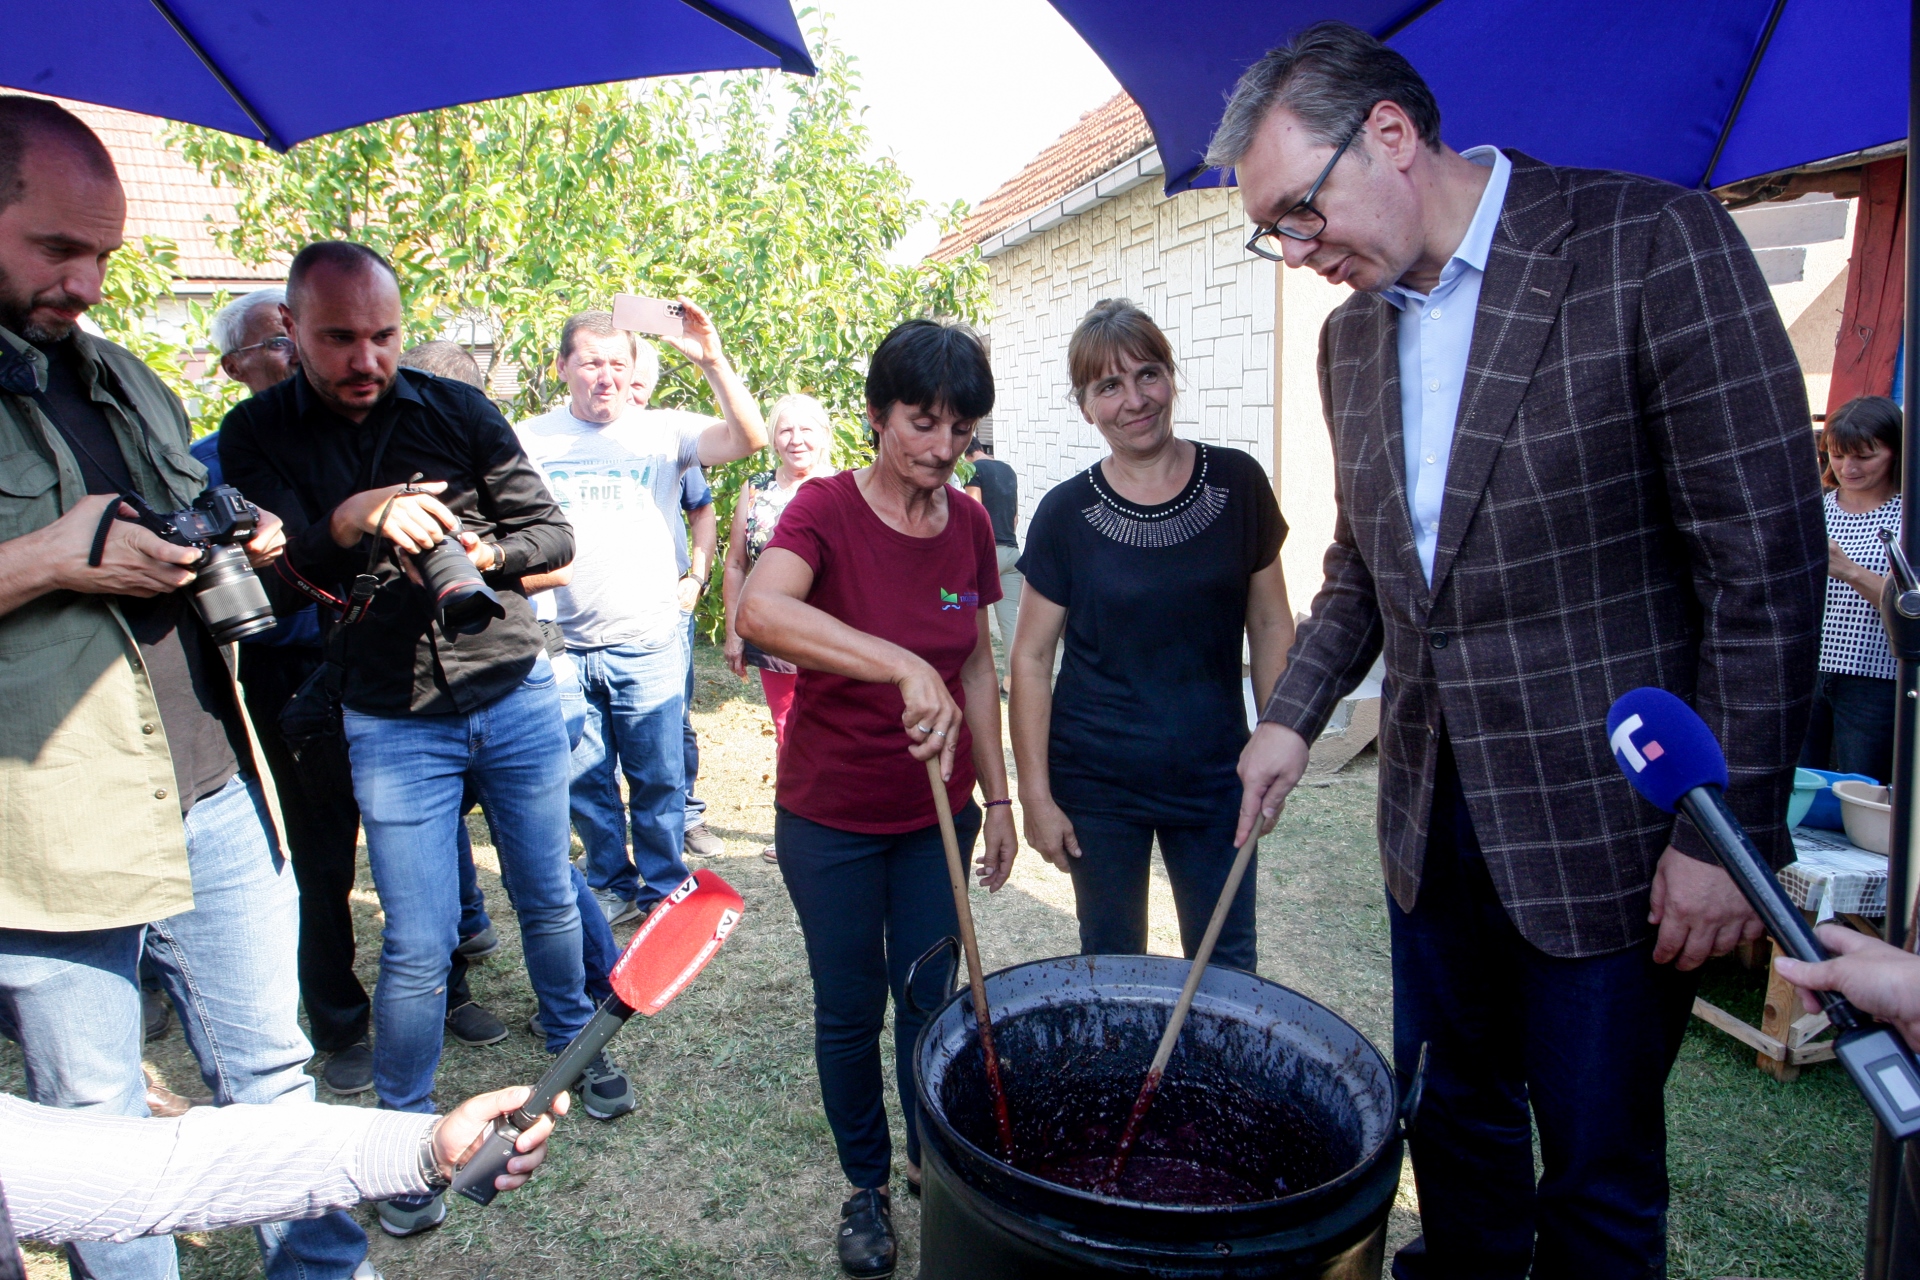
[911,952,1409,1278]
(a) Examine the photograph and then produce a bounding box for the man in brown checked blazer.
[1216,22,1825,1280]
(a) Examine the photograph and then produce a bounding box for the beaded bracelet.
[983,798,1012,809]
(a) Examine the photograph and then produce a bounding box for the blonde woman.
[1009,299,1293,973]
[724,394,836,861]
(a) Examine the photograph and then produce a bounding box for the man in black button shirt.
[221,242,618,1236]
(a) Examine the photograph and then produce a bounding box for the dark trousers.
[1801,670,1897,783]
[683,610,704,830]
[239,644,370,1053]
[1390,745,1697,1280]
[1058,807,1258,974]
[774,803,976,1190]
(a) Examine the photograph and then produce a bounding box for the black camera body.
[146,485,277,644]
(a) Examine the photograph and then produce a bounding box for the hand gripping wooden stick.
[925,755,1016,1161]
[1104,829,1262,1189]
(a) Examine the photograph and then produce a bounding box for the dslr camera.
[131,485,277,644]
[411,530,504,636]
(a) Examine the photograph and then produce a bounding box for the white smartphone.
[612,294,686,339]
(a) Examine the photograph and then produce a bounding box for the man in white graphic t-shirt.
[515,305,766,924]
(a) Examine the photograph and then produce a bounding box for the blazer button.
[154,788,168,800]
[1428,724,1439,740]
[1429,632,1449,649]
[141,723,156,735]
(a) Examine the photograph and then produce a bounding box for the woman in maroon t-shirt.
[737,320,1015,1279]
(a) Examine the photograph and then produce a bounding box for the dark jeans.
[1389,745,1697,1280]
[239,643,369,1053]
[774,803,977,1189]
[684,609,705,830]
[1801,670,1897,783]
[1058,807,1257,974]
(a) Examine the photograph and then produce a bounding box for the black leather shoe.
[445,1000,508,1046]
[837,1188,895,1279]
[142,987,172,1042]
[321,1041,374,1095]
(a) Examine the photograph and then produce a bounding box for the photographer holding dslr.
[220,241,614,1240]
[0,100,376,1279]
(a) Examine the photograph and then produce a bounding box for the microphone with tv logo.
[1607,687,1920,1140]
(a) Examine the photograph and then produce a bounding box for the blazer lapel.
[1428,154,1574,600]
[1350,295,1428,593]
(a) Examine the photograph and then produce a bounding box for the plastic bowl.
[1834,780,1892,856]
[1788,768,1825,829]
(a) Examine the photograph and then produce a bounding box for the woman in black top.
[1008,299,1293,972]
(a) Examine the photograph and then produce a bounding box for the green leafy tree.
[166,26,986,633]
[91,236,248,434]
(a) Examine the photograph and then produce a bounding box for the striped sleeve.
[0,1095,434,1243]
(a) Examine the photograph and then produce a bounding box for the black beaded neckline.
[1086,441,1211,519]
[1080,442,1228,549]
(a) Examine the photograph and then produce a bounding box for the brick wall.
[985,180,1277,542]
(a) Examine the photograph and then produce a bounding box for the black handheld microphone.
[1607,687,1920,1140]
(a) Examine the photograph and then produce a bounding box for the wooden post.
[1757,937,1803,1081]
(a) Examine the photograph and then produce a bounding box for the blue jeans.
[774,804,977,1189]
[1801,670,1897,784]
[683,610,705,831]
[1058,807,1258,974]
[0,775,366,1279]
[1388,742,1697,1280]
[570,638,689,910]
[344,654,594,1108]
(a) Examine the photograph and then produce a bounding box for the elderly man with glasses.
[213,287,297,395]
[1220,21,1823,1279]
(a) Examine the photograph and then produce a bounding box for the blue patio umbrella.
[5,0,814,151]
[1046,0,1905,195]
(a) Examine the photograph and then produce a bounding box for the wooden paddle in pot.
[924,756,1016,1161]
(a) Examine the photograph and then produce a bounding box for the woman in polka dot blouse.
[1804,395,1904,782]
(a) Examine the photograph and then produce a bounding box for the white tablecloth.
[1780,826,1888,919]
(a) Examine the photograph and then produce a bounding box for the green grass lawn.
[7,641,1877,1277]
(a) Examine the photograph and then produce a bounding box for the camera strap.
[14,381,163,568]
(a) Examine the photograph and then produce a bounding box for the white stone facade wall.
[986,180,1279,544]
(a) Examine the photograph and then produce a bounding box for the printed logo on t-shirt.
[939,588,978,611]
[544,465,660,513]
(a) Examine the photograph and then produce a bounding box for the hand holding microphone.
[1607,688,1920,1139]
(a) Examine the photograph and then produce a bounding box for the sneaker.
[375,1192,445,1238]
[837,1188,895,1278]
[455,924,501,961]
[351,1262,384,1280]
[683,822,725,857]
[527,1011,546,1040]
[321,1041,374,1096]
[445,1000,507,1046]
[142,987,172,1042]
[760,843,778,865]
[593,887,641,926]
[576,1050,636,1121]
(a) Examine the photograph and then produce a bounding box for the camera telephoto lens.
[415,539,504,636]
[190,543,276,644]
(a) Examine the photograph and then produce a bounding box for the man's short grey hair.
[1205,21,1442,169]
[212,287,286,354]
[631,337,659,389]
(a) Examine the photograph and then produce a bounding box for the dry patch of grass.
[5,641,1875,1278]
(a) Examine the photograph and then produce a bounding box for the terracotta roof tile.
[56,99,281,286]
[930,92,1154,262]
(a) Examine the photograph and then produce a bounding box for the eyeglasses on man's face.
[231,335,294,357]
[1244,124,1362,262]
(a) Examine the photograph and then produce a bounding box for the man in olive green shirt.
[0,98,374,1280]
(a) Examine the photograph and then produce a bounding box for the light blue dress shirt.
[1381,145,1512,585]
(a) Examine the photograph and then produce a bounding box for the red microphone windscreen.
[607,869,744,1017]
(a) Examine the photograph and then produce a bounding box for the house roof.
[59,99,282,287]
[930,92,1155,262]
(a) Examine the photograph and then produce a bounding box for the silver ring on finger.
[931,729,947,738]
[916,723,933,734]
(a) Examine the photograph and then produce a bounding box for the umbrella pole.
[1866,24,1920,1277]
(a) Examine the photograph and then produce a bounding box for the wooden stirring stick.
[925,755,1016,1161]
[1103,828,1263,1191]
